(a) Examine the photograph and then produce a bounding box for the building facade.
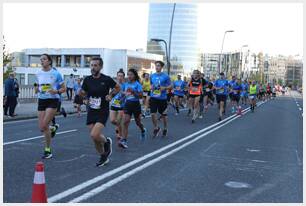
[11,48,163,85]
[147,3,201,76]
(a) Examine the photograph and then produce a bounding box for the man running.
[203,77,215,113]
[214,72,229,121]
[79,57,120,167]
[173,74,186,115]
[110,69,126,144]
[249,80,258,112]
[229,75,238,114]
[232,78,242,115]
[121,68,147,148]
[34,54,66,159]
[150,61,172,137]
[188,70,203,123]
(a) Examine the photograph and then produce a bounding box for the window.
[15,74,25,85]
[28,74,37,85]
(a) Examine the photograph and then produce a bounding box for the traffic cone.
[31,162,47,203]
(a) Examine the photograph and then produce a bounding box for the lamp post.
[168,3,176,76]
[219,30,234,75]
[150,38,170,75]
[239,44,248,78]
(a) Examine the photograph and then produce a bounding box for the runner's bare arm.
[106,83,121,101]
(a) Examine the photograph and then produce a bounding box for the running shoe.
[162,128,168,137]
[199,114,203,119]
[218,117,222,122]
[96,154,109,167]
[61,107,67,118]
[118,138,128,149]
[50,126,56,138]
[231,107,235,114]
[153,127,161,138]
[175,112,179,116]
[42,150,53,159]
[140,128,147,141]
[104,137,112,157]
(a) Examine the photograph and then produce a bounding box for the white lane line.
[48,109,246,202]
[49,102,265,203]
[203,142,217,153]
[69,113,247,203]
[251,160,267,163]
[3,130,78,146]
[295,150,302,166]
[54,154,86,163]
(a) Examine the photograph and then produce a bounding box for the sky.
[3,3,303,56]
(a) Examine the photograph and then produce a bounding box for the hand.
[48,89,58,95]
[105,95,112,102]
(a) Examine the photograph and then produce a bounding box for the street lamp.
[150,38,170,75]
[240,44,248,78]
[219,30,234,74]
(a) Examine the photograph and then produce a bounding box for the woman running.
[120,68,147,149]
[110,69,126,144]
[141,73,151,116]
[73,78,83,117]
[188,70,202,123]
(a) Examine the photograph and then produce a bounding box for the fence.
[18,86,69,99]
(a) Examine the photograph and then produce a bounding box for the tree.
[3,35,14,81]
[277,78,283,86]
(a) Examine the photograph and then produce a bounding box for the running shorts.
[38,99,59,111]
[123,101,142,118]
[216,94,227,103]
[86,107,109,126]
[150,98,168,115]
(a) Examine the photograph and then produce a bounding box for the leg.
[122,114,132,140]
[88,123,107,155]
[135,114,145,132]
[9,96,17,116]
[39,108,57,149]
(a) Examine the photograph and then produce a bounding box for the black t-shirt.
[82,74,116,110]
[190,78,202,87]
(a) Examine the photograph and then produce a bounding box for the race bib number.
[113,99,121,106]
[153,90,161,97]
[192,87,198,92]
[143,92,148,96]
[219,88,224,93]
[41,84,51,92]
[89,97,101,109]
[206,88,211,92]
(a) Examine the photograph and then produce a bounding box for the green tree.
[277,78,283,86]
[3,36,14,81]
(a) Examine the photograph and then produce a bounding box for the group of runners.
[34,53,278,167]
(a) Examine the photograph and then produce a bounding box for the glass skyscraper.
[147,3,201,76]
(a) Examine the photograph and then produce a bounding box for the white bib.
[89,97,101,109]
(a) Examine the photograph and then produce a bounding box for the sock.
[45,147,51,152]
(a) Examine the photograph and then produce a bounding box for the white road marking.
[54,154,86,163]
[3,130,78,146]
[224,181,252,189]
[251,160,267,163]
[203,142,217,153]
[69,114,244,203]
[246,149,261,152]
[49,102,265,203]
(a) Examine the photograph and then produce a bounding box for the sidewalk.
[3,100,86,122]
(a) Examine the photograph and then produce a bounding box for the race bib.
[192,87,198,92]
[206,88,211,92]
[176,86,181,90]
[153,90,161,97]
[219,88,224,93]
[143,92,148,96]
[89,97,101,109]
[41,84,51,92]
[113,99,121,106]
[233,90,238,94]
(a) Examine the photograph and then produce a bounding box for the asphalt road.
[3,92,303,203]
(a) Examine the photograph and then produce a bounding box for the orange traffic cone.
[31,162,47,203]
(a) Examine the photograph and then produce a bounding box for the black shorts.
[174,94,184,98]
[38,99,59,111]
[110,106,123,111]
[86,107,109,126]
[232,95,240,103]
[229,93,234,100]
[143,91,151,97]
[189,94,201,99]
[167,93,173,102]
[150,98,168,115]
[124,101,142,118]
[205,91,214,101]
[216,94,227,103]
[199,94,204,103]
[74,95,84,105]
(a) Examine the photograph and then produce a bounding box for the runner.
[173,74,186,115]
[232,78,242,115]
[266,83,272,100]
[150,61,172,137]
[183,76,189,108]
[73,78,83,117]
[34,54,66,159]
[229,75,237,114]
[141,73,151,116]
[214,72,229,121]
[240,79,249,105]
[120,68,147,148]
[249,80,258,112]
[78,57,120,167]
[199,73,206,119]
[188,70,203,123]
[203,77,215,113]
[110,69,126,144]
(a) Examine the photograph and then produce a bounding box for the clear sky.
[3,3,303,56]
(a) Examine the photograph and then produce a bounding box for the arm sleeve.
[81,77,88,92]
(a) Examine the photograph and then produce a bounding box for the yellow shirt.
[142,80,151,91]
